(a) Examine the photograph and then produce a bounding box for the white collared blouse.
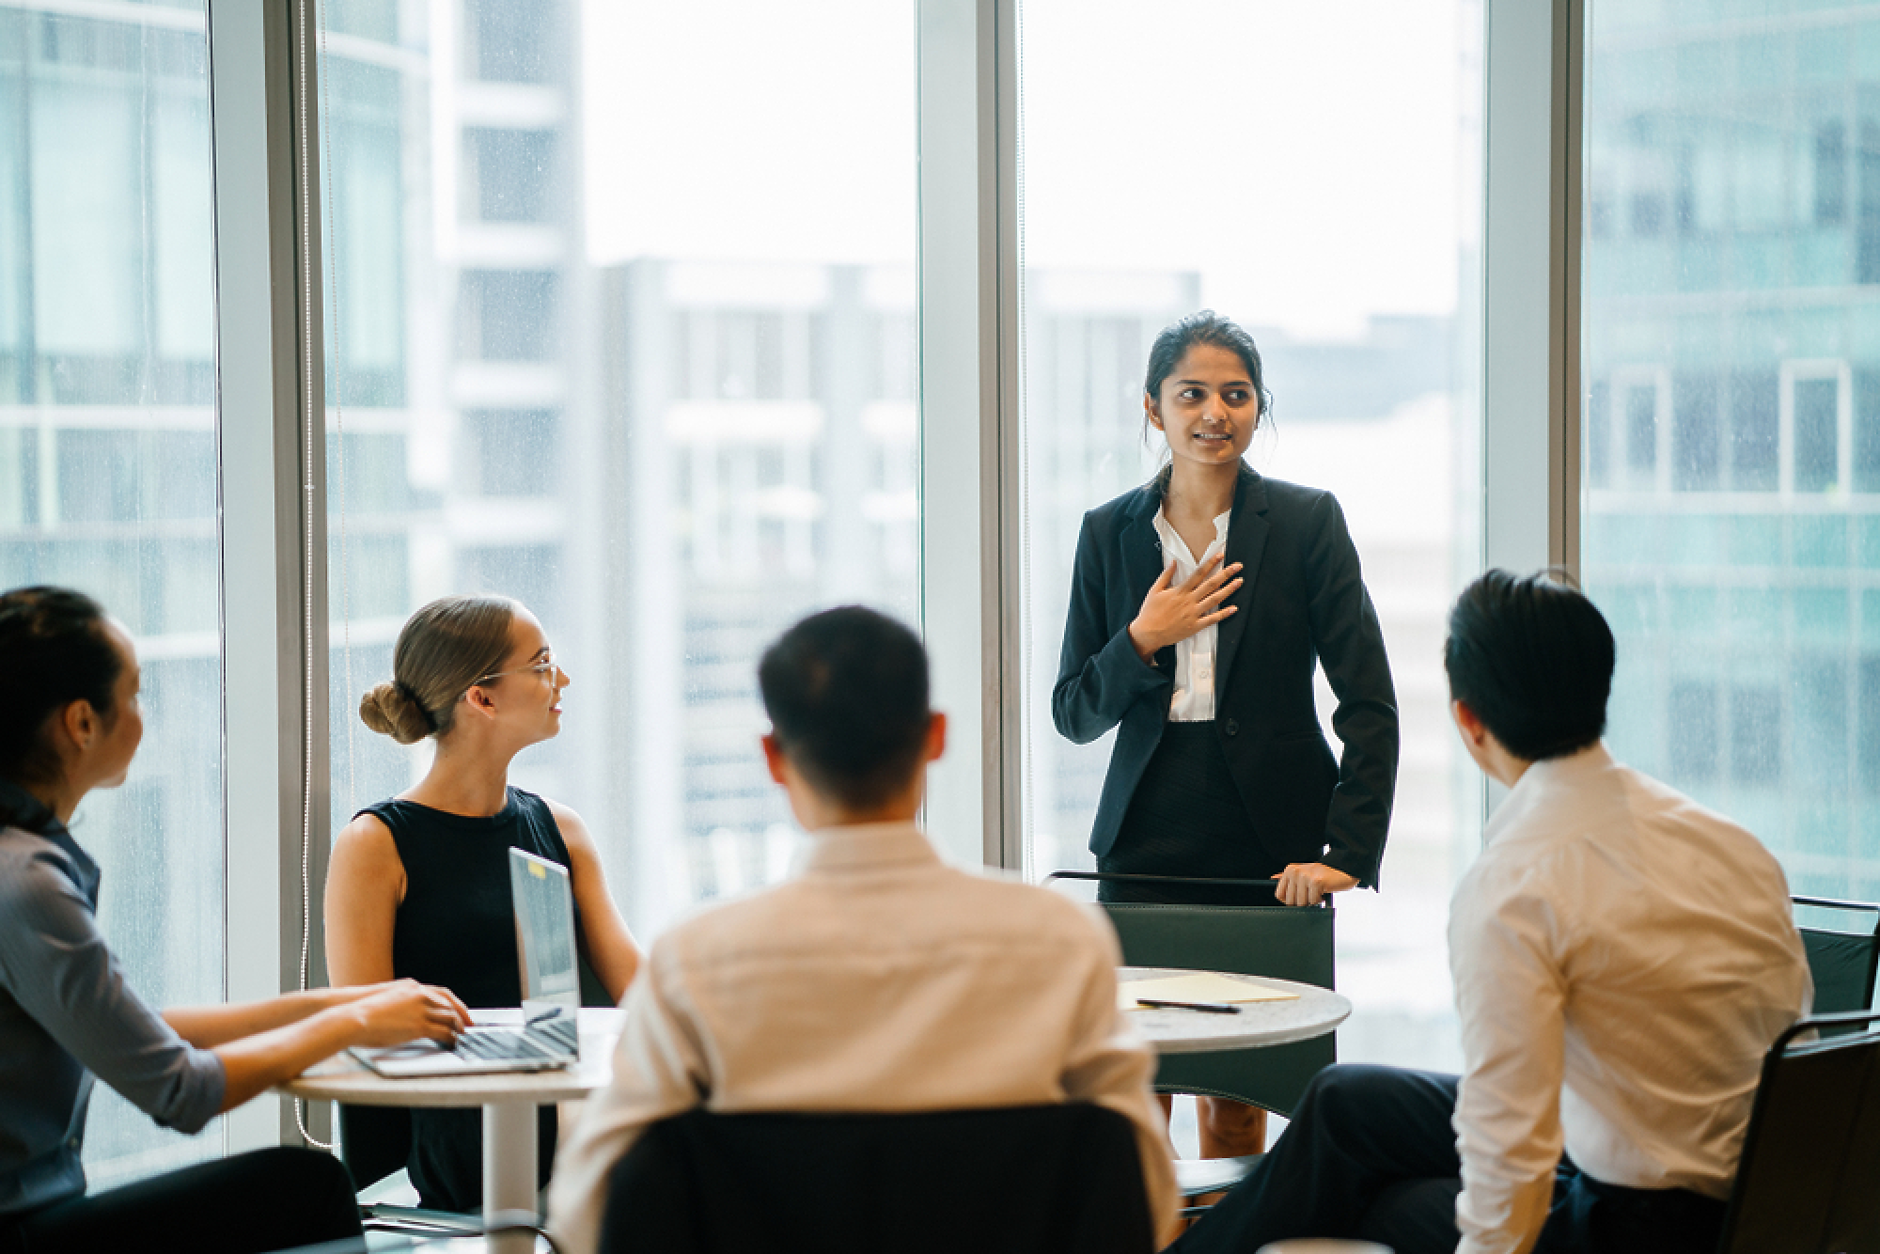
[1150,504,1231,722]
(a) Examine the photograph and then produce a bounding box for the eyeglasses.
[470,650,559,687]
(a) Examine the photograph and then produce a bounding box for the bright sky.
[584,0,1465,339]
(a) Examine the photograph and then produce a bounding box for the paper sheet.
[1119,972,1299,1011]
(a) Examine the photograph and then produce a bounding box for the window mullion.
[206,0,330,1153]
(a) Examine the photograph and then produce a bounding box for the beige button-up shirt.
[1449,744,1812,1254]
[547,821,1179,1254]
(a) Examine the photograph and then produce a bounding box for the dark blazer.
[1052,463,1398,886]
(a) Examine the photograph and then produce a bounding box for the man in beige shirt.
[548,606,1179,1254]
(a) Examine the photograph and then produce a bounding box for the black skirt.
[1098,721,1281,906]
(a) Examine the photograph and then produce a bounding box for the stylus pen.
[1134,997,1241,1015]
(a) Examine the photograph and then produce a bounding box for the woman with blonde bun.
[325,594,640,1212]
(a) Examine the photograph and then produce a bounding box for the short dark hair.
[1142,310,1275,445]
[1443,570,1614,761]
[0,587,122,827]
[758,606,932,811]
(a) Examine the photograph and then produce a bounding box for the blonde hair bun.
[360,681,433,745]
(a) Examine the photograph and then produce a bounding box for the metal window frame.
[206,0,329,1152]
[1476,0,1583,812]
[1483,0,1582,581]
[917,0,1023,870]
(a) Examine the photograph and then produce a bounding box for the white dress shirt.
[1448,744,1812,1254]
[547,821,1179,1254]
[1151,505,1231,722]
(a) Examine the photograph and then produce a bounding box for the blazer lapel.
[1122,480,1165,606]
[1213,463,1269,700]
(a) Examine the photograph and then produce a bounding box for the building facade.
[1582,2,1880,902]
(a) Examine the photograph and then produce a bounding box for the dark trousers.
[0,1146,361,1254]
[1170,1065,1728,1254]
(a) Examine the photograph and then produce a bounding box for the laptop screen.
[509,847,580,1009]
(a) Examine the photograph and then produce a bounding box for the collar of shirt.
[795,820,943,876]
[0,781,95,906]
[1151,505,1231,568]
[1482,741,1615,850]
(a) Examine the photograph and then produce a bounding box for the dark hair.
[1443,569,1614,761]
[1142,310,1275,448]
[758,606,932,811]
[360,595,518,744]
[0,587,123,827]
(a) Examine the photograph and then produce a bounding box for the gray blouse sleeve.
[0,850,225,1135]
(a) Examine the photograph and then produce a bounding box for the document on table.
[1119,972,1299,1011]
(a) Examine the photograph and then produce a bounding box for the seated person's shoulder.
[0,832,93,940]
[944,866,1121,951]
[0,828,73,892]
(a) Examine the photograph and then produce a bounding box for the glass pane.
[0,5,224,1186]
[1583,1,1880,901]
[320,1,918,941]
[1018,0,1486,1074]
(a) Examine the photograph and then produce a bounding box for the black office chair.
[1716,1008,1880,1254]
[1047,871,1336,1212]
[1792,895,1880,1028]
[597,1105,1156,1254]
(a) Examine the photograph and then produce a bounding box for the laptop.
[352,847,581,1078]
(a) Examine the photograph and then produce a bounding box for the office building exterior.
[1582,5,1880,902]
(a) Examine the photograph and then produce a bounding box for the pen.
[1134,997,1241,1015]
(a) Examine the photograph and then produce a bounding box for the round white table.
[1120,968,1350,1055]
[282,1006,626,1254]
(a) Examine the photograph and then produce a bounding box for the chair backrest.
[1098,891,1335,1117]
[597,1105,1155,1254]
[1717,1010,1880,1254]
[1793,896,1880,1019]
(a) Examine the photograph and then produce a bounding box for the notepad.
[1119,972,1299,1011]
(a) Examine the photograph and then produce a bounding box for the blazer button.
[1224,719,1239,737]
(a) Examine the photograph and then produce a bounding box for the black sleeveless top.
[359,787,579,1009]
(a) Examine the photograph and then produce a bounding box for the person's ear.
[59,699,97,754]
[924,711,947,763]
[463,682,498,719]
[1450,699,1486,746]
[1144,393,1163,432]
[760,733,789,786]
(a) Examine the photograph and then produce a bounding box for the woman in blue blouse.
[0,586,469,1254]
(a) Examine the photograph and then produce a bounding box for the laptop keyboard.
[452,1029,559,1062]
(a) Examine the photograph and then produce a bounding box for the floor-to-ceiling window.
[0,0,224,1187]
[318,0,919,940]
[1016,0,1485,1082]
[1582,0,1880,903]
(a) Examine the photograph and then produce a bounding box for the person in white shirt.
[547,606,1179,1254]
[1170,569,1812,1254]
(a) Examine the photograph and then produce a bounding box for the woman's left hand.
[1275,862,1359,906]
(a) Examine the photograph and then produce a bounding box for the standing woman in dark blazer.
[1053,311,1399,1157]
